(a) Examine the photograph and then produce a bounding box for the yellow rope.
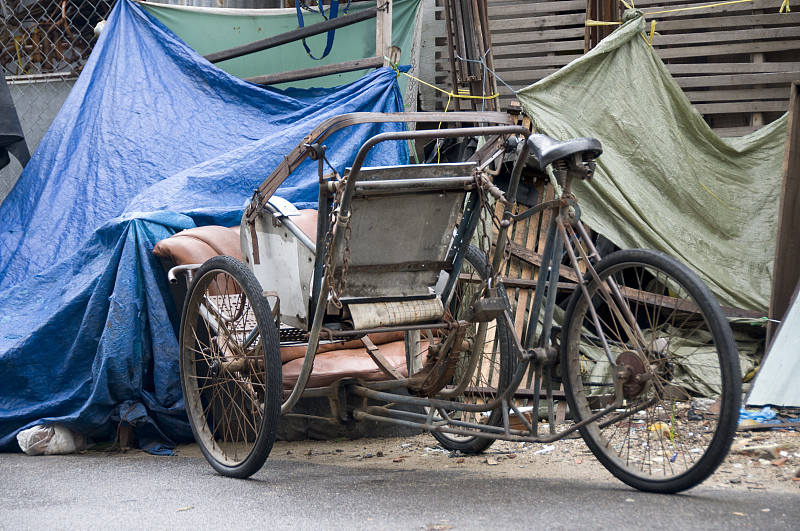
[699,180,734,209]
[386,57,499,101]
[586,20,621,26]
[385,60,499,163]
[14,36,26,74]
[405,71,499,100]
[587,0,758,45]
[780,0,791,12]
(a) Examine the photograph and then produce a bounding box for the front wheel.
[179,256,282,478]
[560,249,740,493]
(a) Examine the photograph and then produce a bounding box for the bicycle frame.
[187,111,647,442]
[178,111,742,491]
[344,199,635,445]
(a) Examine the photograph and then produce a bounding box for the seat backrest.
[335,162,475,303]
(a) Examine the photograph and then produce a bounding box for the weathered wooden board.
[667,62,800,75]
[683,88,789,103]
[768,81,800,345]
[433,0,796,133]
[488,0,586,17]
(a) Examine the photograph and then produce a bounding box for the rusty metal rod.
[246,56,383,86]
[204,6,379,63]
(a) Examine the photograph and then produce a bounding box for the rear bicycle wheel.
[409,245,515,453]
[561,249,740,493]
[179,255,282,478]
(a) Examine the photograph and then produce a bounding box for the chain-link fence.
[0,0,294,204]
[1,0,113,203]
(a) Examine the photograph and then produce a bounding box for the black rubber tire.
[179,255,282,478]
[425,245,516,453]
[560,249,741,493]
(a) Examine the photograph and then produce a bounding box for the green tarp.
[141,0,419,91]
[517,10,787,313]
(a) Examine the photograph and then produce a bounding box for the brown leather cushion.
[152,209,318,266]
[153,211,412,388]
[153,225,242,264]
[279,331,404,363]
[281,339,408,389]
[290,209,319,241]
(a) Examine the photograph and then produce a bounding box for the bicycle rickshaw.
[172,111,741,493]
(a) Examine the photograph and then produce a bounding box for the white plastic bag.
[16,424,87,455]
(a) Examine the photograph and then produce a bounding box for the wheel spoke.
[561,250,740,493]
[421,246,515,453]
[179,257,282,478]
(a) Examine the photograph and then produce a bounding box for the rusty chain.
[322,176,352,309]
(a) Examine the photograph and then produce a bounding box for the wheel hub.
[209,359,221,378]
[616,350,649,398]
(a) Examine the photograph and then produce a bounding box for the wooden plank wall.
[487,0,588,112]
[639,0,800,137]
[432,0,587,113]
[432,0,799,136]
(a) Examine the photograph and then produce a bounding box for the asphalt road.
[1,447,798,530]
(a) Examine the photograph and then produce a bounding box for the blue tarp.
[0,0,407,451]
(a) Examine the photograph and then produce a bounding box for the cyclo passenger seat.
[525,133,602,172]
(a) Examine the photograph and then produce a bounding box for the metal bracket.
[462,297,507,323]
[361,336,404,380]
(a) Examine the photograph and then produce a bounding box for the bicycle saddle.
[525,134,602,172]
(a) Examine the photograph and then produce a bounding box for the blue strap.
[296,1,340,60]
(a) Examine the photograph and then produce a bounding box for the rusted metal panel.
[241,208,315,330]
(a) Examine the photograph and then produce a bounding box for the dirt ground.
[175,425,800,493]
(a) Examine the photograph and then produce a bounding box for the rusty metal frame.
[245,111,516,222]
[258,112,633,443]
[277,116,530,414]
[234,111,720,454]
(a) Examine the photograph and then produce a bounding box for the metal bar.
[352,176,475,193]
[441,193,481,308]
[442,0,461,114]
[490,128,532,278]
[476,0,499,111]
[204,6,379,63]
[557,219,618,366]
[262,202,316,253]
[335,261,451,274]
[343,125,529,207]
[563,219,649,353]
[539,227,563,348]
[310,186,332,321]
[351,395,624,444]
[321,321,454,338]
[248,111,516,210]
[246,56,383,86]
[460,386,567,400]
[522,214,558,350]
